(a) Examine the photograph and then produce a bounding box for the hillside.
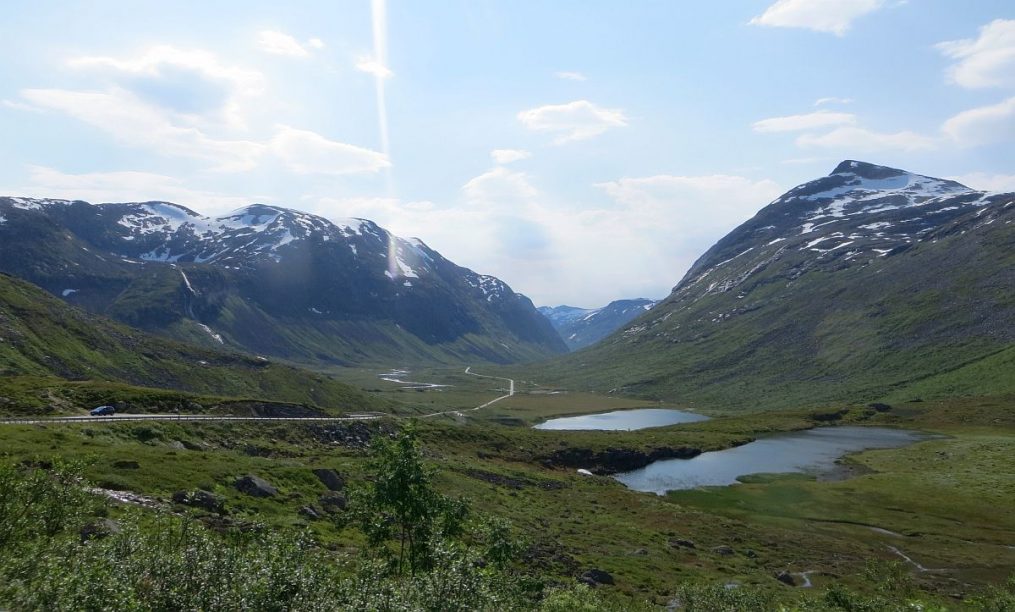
[0,273,384,415]
[539,299,657,350]
[0,199,566,367]
[541,161,1015,411]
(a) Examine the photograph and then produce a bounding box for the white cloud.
[941,96,1015,147]
[490,149,531,164]
[814,96,854,106]
[461,166,538,207]
[257,30,319,58]
[947,172,1015,193]
[750,0,886,36]
[68,45,264,128]
[796,126,937,151]
[517,100,628,144]
[21,87,265,171]
[12,165,256,213]
[752,110,856,133]
[555,71,587,81]
[937,19,1015,89]
[270,126,390,175]
[355,57,394,79]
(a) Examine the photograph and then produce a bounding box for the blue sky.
[1,0,1013,306]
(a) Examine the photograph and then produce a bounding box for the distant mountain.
[539,299,657,350]
[543,161,1015,411]
[0,198,566,366]
[0,272,382,415]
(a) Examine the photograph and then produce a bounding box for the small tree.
[352,425,468,575]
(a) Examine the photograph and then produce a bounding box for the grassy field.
[1,392,1012,608]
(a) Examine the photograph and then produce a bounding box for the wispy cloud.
[491,149,531,164]
[12,165,257,212]
[750,0,887,36]
[517,100,628,144]
[270,126,390,175]
[555,71,587,81]
[941,96,1015,147]
[937,19,1015,89]
[257,30,323,58]
[752,110,856,133]
[796,126,937,151]
[814,96,854,106]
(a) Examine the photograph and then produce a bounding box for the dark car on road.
[89,405,116,416]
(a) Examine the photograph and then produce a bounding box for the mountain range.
[0,198,566,366]
[538,299,657,350]
[542,161,1015,411]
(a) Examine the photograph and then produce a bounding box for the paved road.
[418,366,515,419]
[0,367,516,425]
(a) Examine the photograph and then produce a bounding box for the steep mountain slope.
[0,199,565,366]
[539,299,657,350]
[544,161,1015,411]
[0,273,383,415]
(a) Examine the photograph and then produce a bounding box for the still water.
[534,408,710,431]
[616,426,926,494]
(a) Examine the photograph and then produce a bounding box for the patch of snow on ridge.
[0,214,5,224]
[61,289,78,297]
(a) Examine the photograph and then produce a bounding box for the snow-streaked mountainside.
[0,197,565,365]
[539,299,657,351]
[543,161,1015,411]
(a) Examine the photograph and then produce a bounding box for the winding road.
[0,367,515,426]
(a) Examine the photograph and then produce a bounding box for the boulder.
[579,569,615,586]
[712,545,735,556]
[172,490,225,513]
[668,538,696,549]
[312,468,345,491]
[298,506,321,520]
[319,492,347,512]
[234,475,277,498]
[775,571,796,586]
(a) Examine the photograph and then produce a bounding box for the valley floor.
[1,367,1013,609]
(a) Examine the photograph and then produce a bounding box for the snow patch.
[61,289,78,297]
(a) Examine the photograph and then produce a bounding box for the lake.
[616,426,927,494]
[534,408,710,431]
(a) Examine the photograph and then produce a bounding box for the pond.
[615,426,928,494]
[534,408,710,431]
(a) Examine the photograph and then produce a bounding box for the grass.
[1,395,1012,607]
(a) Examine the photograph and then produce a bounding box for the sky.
[1,0,1013,307]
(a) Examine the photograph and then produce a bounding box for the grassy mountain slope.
[0,273,384,415]
[536,164,1015,412]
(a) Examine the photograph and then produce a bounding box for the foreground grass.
[1,395,1013,608]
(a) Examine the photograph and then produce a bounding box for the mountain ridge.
[0,197,567,366]
[538,299,657,350]
[538,161,1015,411]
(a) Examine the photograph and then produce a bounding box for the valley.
[1,161,1013,609]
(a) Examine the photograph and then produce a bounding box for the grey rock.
[579,569,614,586]
[713,545,735,556]
[319,492,347,512]
[775,571,796,586]
[312,468,345,491]
[669,538,696,549]
[298,506,321,520]
[234,475,277,498]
